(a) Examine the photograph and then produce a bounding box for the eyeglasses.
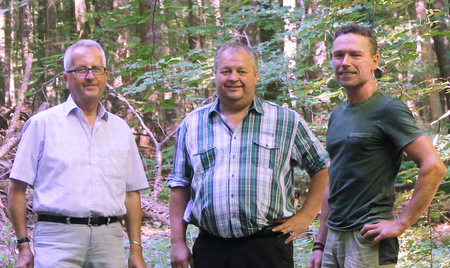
[66,66,107,77]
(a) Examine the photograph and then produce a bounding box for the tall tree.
[0,0,7,106]
[4,0,14,107]
[0,1,34,159]
[431,0,450,112]
[415,1,443,121]
[283,0,296,68]
[74,0,88,38]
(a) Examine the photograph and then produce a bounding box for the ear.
[254,72,258,84]
[63,72,70,88]
[372,54,380,70]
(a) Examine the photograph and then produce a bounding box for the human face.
[215,49,258,112]
[332,33,379,91]
[63,46,108,107]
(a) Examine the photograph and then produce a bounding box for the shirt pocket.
[252,136,280,170]
[345,133,374,161]
[100,149,128,179]
[193,147,216,175]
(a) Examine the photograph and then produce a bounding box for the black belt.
[199,226,286,243]
[37,215,118,226]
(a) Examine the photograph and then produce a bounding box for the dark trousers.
[192,228,294,268]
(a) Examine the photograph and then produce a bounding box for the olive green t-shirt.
[326,90,423,231]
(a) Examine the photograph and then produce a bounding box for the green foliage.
[20,0,446,134]
[0,225,16,267]
[3,0,449,265]
[398,223,450,267]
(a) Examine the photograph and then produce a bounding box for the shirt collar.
[207,96,264,117]
[64,94,109,121]
[252,96,264,114]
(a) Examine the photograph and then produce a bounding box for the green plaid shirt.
[168,97,329,238]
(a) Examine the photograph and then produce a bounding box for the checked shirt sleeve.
[292,115,330,177]
[168,120,193,188]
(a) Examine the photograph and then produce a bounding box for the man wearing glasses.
[8,39,149,267]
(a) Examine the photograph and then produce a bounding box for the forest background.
[0,0,449,267]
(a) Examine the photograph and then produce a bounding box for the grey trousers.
[33,221,126,268]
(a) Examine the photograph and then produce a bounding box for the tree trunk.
[187,0,197,49]
[212,0,220,27]
[283,0,297,66]
[112,0,131,87]
[0,1,6,106]
[5,0,15,107]
[415,1,443,122]
[431,0,450,113]
[139,0,162,50]
[1,2,34,158]
[45,0,57,54]
[74,0,88,38]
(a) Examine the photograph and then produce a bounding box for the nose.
[228,70,238,81]
[84,69,95,80]
[341,54,350,66]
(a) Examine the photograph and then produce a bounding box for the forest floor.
[1,212,449,267]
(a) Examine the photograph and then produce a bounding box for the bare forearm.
[399,135,446,229]
[169,187,190,244]
[124,191,144,252]
[315,185,330,244]
[299,168,329,222]
[8,179,35,267]
[8,179,29,239]
[398,166,444,229]
[307,191,329,268]
[169,186,194,267]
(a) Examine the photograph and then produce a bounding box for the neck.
[75,101,99,128]
[345,82,378,104]
[219,102,251,130]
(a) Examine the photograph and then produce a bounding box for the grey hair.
[213,42,259,73]
[63,39,106,71]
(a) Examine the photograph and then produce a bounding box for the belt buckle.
[88,216,101,226]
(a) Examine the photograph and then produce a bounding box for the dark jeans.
[192,228,294,268]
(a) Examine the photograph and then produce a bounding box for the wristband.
[16,237,30,248]
[312,241,325,252]
[313,242,325,247]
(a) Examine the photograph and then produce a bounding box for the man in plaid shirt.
[169,41,330,268]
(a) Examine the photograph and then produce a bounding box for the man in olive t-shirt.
[326,90,423,232]
[307,24,446,268]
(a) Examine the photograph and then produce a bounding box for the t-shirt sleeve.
[382,99,423,149]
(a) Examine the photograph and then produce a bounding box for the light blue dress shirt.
[10,95,149,217]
